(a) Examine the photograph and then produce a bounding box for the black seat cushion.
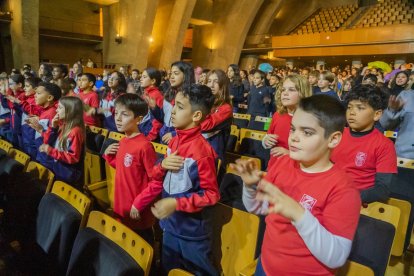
[219,173,246,212]
[247,120,265,131]
[67,228,144,276]
[233,118,249,129]
[99,138,119,156]
[238,138,270,170]
[36,193,82,272]
[348,214,395,276]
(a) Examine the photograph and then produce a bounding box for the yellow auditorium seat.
[36,181,91,272]
[227,125,240,152]
[336,260,374,276]
[211,203,259,275]
[151,141,168,161]
[233,113,251,129]
[67,211,153,276]
[0,138,12,153]
[84,125,110,186]
[85,131,125,209]
[168,269,194,276]
[386,198,411,257]
[9,148,30,171]
[51,181,91,227]
[26,161,55,193]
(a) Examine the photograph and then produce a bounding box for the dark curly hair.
[344,84,389,110]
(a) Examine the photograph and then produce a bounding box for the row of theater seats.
[355,0,414,28]
[2,121,414,275]
[0,137,260,275]
[295,4,357,34]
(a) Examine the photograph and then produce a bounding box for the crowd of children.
[0,59,413,275]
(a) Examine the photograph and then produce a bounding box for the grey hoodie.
[380,89,414,159]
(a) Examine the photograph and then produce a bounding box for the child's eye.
[304,130,313,136]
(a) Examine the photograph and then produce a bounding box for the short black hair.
[254,70,266,80]
[25,77,41,88]
[38,82,62,101]
[61,78,76,95]
[10,74,24,85]
[299,94,346,138]
[82,73,96,85]
[54,64,68,77]
[181,84,215,118]
[363,73,378,84]
[344,84,388,110]
[114,93,147,118]
[144,67,161,87]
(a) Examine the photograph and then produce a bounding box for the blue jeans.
[162,231,218,276]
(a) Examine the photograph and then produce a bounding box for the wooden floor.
[387,254,414,276]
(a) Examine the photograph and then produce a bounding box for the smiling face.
[395,72,408,86]
[108,72,119,89]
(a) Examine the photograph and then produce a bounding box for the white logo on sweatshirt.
[355,152,367,167]
[299,194,317,211]
[124,153,133,167]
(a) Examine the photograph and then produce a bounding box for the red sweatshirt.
[78,90,100,127]
[103,134,157,230]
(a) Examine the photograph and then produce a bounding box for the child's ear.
[136,115,143,124]
[328,131,342,149]
[373,109,383,122]
[192,110,203,123]
[47,95,54,102]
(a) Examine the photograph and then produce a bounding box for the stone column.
[159,0,196,69]
[192,0,264,69]
[103,0,159,70]
[9,0,39,70]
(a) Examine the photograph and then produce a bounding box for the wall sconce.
[115,34,122,44]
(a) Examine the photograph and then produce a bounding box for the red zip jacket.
[133,126,220,239]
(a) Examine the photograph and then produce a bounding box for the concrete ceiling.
[83,0,118,5]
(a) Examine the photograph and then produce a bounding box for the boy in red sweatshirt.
[27,82,61,170]
[103,93,157,243]
[232,95,361,275]
[78,73,100,127]
[132,84,220,275]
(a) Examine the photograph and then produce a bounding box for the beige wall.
[39,38,102,66]
[39,0,100,36]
